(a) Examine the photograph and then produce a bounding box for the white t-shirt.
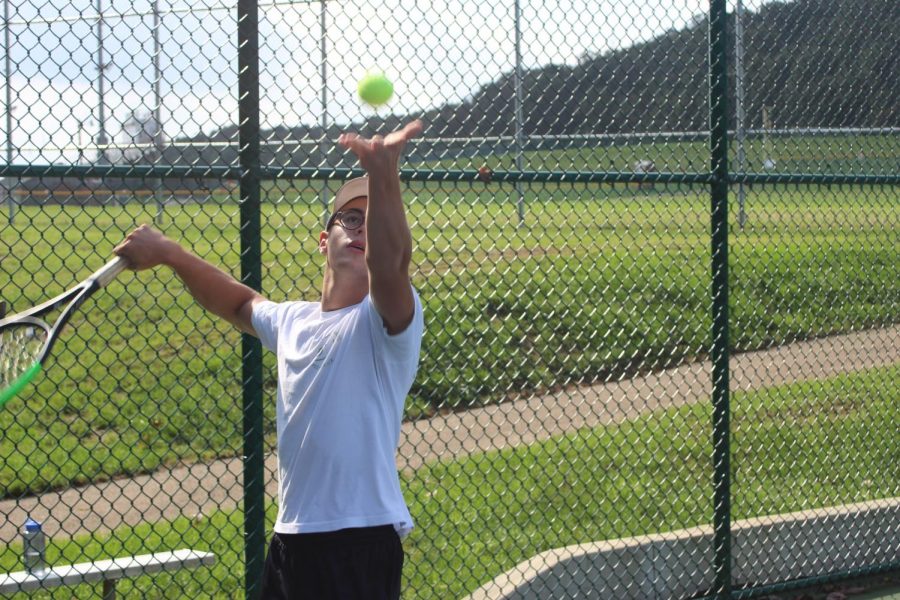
[251,289,424,536]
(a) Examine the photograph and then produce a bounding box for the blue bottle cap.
[25,518,41,532]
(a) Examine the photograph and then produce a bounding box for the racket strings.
[0,324,47,387]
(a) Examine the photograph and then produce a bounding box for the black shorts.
[260,525,404,600]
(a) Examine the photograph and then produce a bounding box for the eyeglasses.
[326,208,365,231]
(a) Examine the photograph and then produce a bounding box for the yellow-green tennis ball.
[357,72,394,106]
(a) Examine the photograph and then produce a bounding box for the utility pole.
[762,105,775,169]
[4,0,14,224]
[735,0,747,229]
[153,0,164,222]
[318,0,329,224]
[513,0,525,226]
[96,0,108,164]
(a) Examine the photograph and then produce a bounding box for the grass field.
[0,181,897,499]
[0,363,895,598]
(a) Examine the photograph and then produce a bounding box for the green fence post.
[709,0,732,596]
[238,0,265,598]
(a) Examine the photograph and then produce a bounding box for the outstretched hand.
[338,119,423,174]
[114,224,180,271]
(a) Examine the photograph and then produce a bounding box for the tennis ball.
[357,71,394,106]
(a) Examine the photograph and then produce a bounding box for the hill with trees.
[16,0,898,189]
[200,0,896,172]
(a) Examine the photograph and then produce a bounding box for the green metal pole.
[708,0,732,596]
[237,0,265,598]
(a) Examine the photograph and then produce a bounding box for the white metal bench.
[0,549,216,599]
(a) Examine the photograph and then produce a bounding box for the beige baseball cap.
[333,176,369,212]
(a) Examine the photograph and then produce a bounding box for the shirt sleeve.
[250,300,283,352]
[365,285,424,363]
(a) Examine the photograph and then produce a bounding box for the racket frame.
[0,256,128,399]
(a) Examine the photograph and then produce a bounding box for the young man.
[114,120,425,599]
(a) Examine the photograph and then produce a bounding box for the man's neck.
[320,269,368,311]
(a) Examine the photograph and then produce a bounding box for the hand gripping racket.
[0,256,129,409]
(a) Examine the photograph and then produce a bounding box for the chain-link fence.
[0,0,897,598]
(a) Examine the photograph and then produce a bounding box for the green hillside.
[181,0,898,170]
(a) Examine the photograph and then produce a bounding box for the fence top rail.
[3,0,320,27]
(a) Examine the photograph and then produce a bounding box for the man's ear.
[318,230,328,255]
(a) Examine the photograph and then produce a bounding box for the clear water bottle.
[22,517,47,576]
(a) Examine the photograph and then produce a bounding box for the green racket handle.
[0,362,42,409]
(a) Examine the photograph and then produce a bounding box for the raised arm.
[114,225,266,336]
[338,120,423,334]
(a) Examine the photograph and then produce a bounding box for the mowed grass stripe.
[0,183,896,497]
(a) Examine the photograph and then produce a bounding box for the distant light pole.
[96,0,108,164]
[77,120,86,164]
[513,0,524,225]
[4,0,14,224]
[153,0,164,222]
[735,0,747,228]
[319,0,329,224]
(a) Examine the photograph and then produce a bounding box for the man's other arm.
[114,225,266,336]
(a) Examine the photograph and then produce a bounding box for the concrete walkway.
[1,325,897,544]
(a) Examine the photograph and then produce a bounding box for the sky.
[1,0,735,165]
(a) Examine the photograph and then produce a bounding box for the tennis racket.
[0,256,130,409]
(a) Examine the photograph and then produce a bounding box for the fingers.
[382,120,423,147]
[339,119,423,149]
[338,132,377,160]
[337,132,360,149]
[116,224,143,249]
[338,119,423,173]
[112,241,138,269]
[123,223,150,239]
[114,224,163,270]
[113,228,138,268]
[400,119,424,140]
